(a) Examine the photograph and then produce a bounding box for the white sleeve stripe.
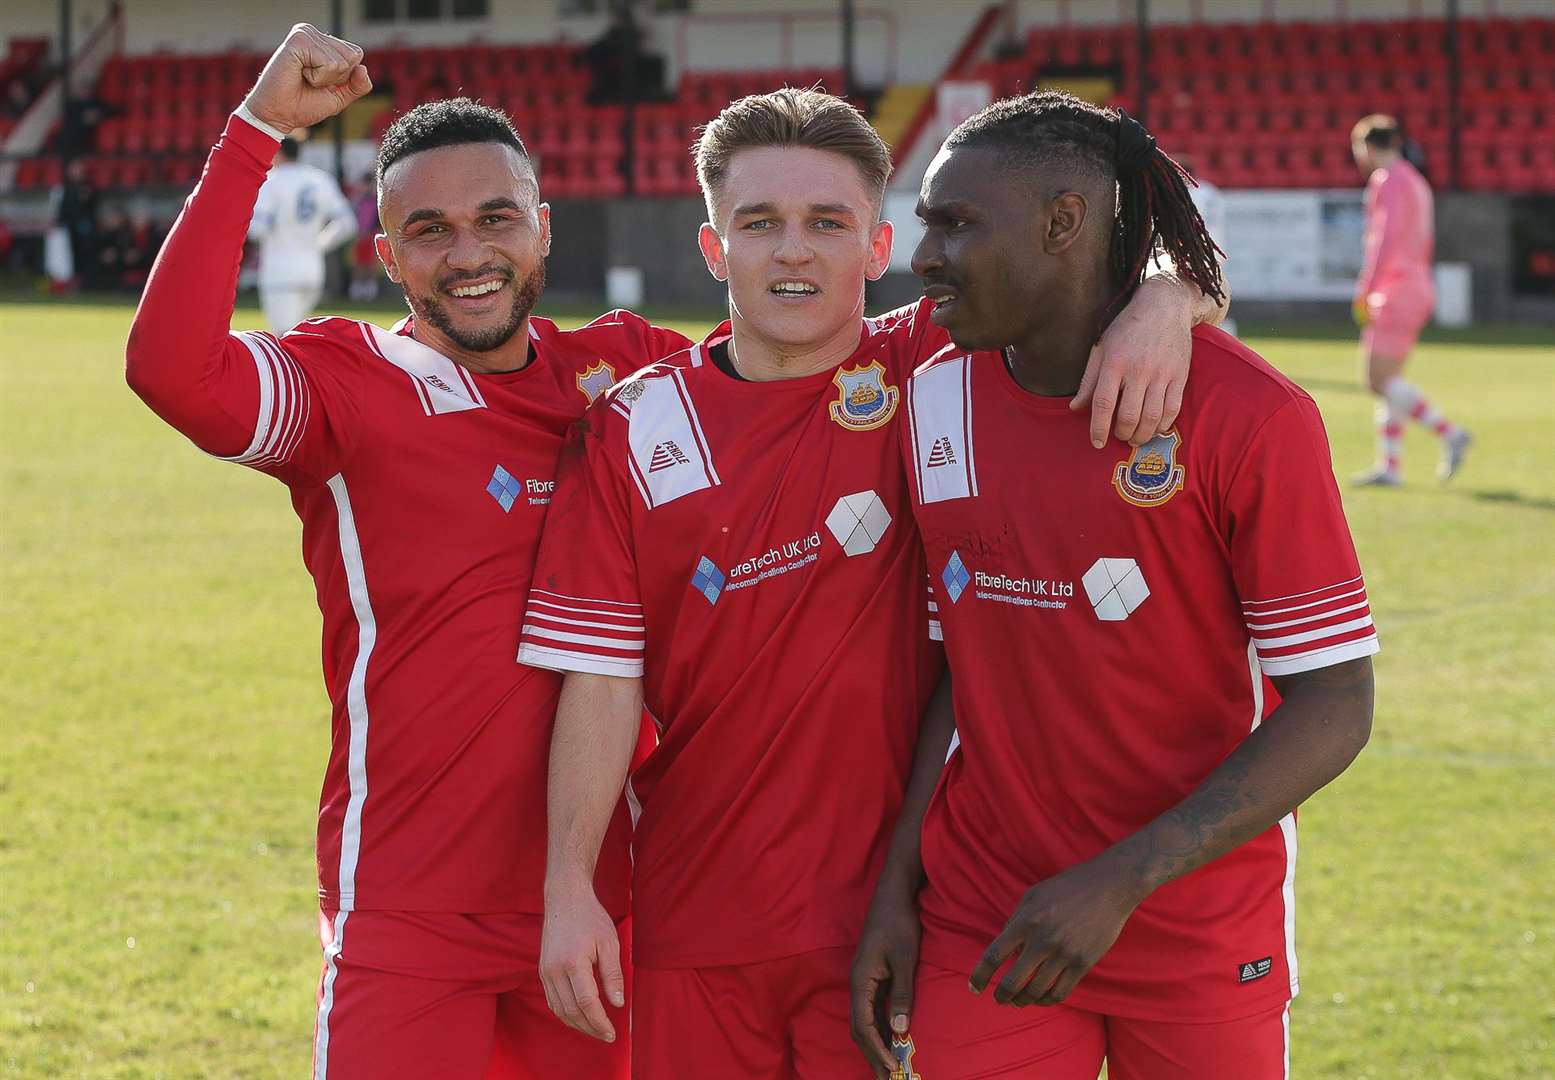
[1252,616,1376,651]
[928,621,944,642]
[517,643,644,678]
[1245,599,1371,632]
[248,335,287,463]
[1242,575,1365,610]
[1242,585,1367,619]
[962,349,979,497]
[256,350,308,466]
[525,612,647,633]
[624,448,652,507]
[528,588,643,611]
[526,598,645,623]
[521,625,645,650]
[253,333,309,466]
[672,367,720,486]
[1259,635,1379,676]
[214,332,278,463]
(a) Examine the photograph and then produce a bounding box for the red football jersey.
[903,326,1378,1022]
[127,114,691,916]
[520,310,947,969]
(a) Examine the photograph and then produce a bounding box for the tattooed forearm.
[1102,657,1374,897]
[1119,751,1262,888]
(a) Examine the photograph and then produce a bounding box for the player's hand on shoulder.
[850,887,922,1077]
[242,24,372,134]
[1072,272,1197,448]
[970,855,1144,1008]
[538,888,623,1043]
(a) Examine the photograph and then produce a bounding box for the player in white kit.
[249,136,356,333]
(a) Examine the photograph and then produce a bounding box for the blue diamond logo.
[690,555,726,605]
[486,464,522,513]
[942,550,970,603]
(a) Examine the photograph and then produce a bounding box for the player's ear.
[1044,191,1087,256]
[375,233,401,284]
[698,223,728,282]
[537,202,552,257]
[865,218,893,282]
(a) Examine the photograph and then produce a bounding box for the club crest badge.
[890,1035,922,1080]
[829,360,899,431]
[575,360,617,404]
[1113,429,1186,507]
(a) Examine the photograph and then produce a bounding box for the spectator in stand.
[581,7,666,104]
[347,172,381,301]
[5,80,32,119]
[91,205,130,289]
[122,204,163,289]
[49,158,99,293]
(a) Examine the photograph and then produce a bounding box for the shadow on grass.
[1464,488,1555,513]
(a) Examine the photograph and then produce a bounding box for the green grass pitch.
[2,297,1551,1078]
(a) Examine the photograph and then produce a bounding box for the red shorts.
[633,947,869,1079]
[312,906,630,1080]
[899,962,1290,1079]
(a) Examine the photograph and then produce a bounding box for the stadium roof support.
[57,0,71,175]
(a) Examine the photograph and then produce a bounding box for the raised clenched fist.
[241,23,372,135]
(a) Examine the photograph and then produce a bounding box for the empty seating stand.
[7,20,1548,195]
[998,16,1554,192]
[10,36,841,201]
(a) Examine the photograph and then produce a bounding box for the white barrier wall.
[1221,189,1365,301]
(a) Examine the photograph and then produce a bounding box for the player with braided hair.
[850,91,1375,1079]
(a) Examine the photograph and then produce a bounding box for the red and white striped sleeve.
[1241,575,1378,676]
[126,113,358,480]
[518,404,647,678]
[207,330,311,470]
[519,588,645,677]
[1226,396,1380,677]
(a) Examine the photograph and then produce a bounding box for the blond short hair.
[694,88,892,220]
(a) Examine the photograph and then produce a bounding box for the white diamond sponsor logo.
[1082,557,1151,621]
[825,490,892,556]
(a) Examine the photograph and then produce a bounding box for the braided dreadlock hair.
[944,90,1225,336]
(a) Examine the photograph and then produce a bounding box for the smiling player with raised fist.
[126,25,691,1079]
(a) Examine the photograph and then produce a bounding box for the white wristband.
[234,102,288,142]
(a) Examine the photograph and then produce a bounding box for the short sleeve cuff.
[233,103,288,142]
[517,643,644,679]
[1258,635,1379,677]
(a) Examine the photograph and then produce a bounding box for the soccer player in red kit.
[851,92,1377,1079]
[124,27,689,1079]
[523,90,1225,1078]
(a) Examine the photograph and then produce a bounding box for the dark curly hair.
[376,97,530,187]
[946,90,1224,337]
